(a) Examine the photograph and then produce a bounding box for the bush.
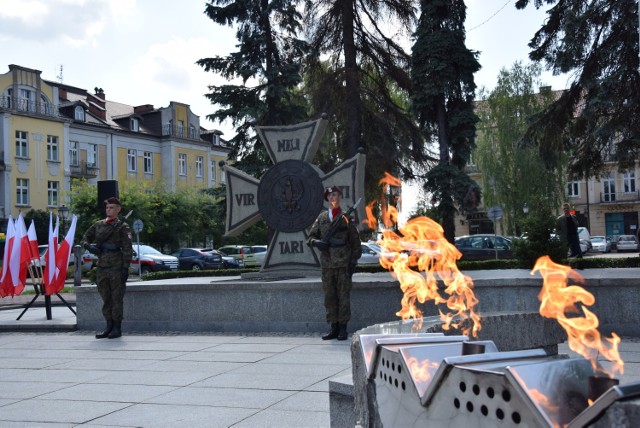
[513,203,566,268]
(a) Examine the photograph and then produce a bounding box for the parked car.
[200,249,244,269]
[454,234,514,261]
[251,245,268,267]
[615,235,639,252]
[607,235,620,251]
[217,245,257,267]
[34,245,96,273]
[170,248,223,271]
[590,236,612,253]
[358,242,384,265]
[130,244,179,275]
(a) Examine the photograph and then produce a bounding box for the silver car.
[615,235,638,252]
[589,236,612,253]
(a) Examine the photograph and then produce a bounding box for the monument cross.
[222,116,366,275]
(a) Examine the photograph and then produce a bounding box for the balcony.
[0,95,59,117]
[600,191,640,204]
[161,124,200,140]
[69,160,98,178]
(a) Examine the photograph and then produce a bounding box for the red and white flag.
[43,213,57,294]
[27,221,39,263]
[5,213,29,296]
[0,216,15,297]
[48,215,77,294]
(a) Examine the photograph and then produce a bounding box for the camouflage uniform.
[81,218,133,322]
[307,210,361,324]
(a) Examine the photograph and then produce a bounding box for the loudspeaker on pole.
[97,180,119,216]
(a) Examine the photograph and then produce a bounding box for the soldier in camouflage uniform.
[307,186,361,341]
[81,197,133,339]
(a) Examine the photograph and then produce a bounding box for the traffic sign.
[132,219,144,233]
[487,206,503,221]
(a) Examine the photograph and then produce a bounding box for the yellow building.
[0,64,230,230]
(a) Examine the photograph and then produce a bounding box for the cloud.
[0,0,124,47]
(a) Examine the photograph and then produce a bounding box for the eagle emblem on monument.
[221,115,366,274]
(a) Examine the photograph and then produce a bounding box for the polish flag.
[27,221,39,262]
[27,220,41,279]
[43,213,57,295]
[6,213,29,296]
[49,215,77,294]
[0,216,15,297]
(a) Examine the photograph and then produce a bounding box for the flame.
[406,357,440,382]
[366,173,482,336]
[532,256,624,378]
[528,388,561,419]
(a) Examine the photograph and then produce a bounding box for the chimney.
[134,104,154,113]
[59,88,68,101]
[88,88,107,120]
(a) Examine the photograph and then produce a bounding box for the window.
[177,120,184,137]
[47,135,59,161]
[74,106,85,121]
[178,153,187,175]
[602,172,616,202]
[189,124,197,139]
[16,178,29,205]
[567,180,580,197]
[622,171,636,193]
[143,151,153,174]
[131,118,139,132]
[87,144,97,167]
[210,160,217,183]
[127,149,137,172]
[195,156,203,177]
[69,141,79,166]
[47,181,59,206]
[15,130,28,158]
[19,88,33,111]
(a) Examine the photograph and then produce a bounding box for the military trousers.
[96,267,127,322]
[321,267,352,324]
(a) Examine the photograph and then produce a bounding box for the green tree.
[475,62,565,236]
[410,0,481,242]
[197,0,310,177]
[304,0,427,187]
[515,0,640,177]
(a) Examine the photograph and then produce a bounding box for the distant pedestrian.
[556,202,582,258]
[307,186,361,341]
[81,197,133,339]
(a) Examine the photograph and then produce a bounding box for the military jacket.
[307,209,361,268]
[81,218,133,270]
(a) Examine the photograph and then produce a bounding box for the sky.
[0,0,567,134]
[0,0,566,220]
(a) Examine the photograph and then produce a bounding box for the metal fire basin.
[372,338,489,427]
[569,381,640,428]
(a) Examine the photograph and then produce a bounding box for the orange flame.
[406,357,440,382]
[532,256,624,378]
[366,173,482,336]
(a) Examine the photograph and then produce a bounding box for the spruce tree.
[410,0,480,242]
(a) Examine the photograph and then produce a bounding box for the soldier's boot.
[95,320,113,339]
[322,323,339,340]
[337,323,348,341]
[108,320,122,339]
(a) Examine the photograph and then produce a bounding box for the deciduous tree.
[515,0,640,177]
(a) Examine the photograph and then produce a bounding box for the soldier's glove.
[348,262,357,277]
[311,239,329,252]
[84,243,102,256]
[121,267,129,283]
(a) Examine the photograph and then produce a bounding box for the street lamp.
[523,203,529,215]
[58,204,69,235]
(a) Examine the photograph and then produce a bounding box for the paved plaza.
[1,269,640,427]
